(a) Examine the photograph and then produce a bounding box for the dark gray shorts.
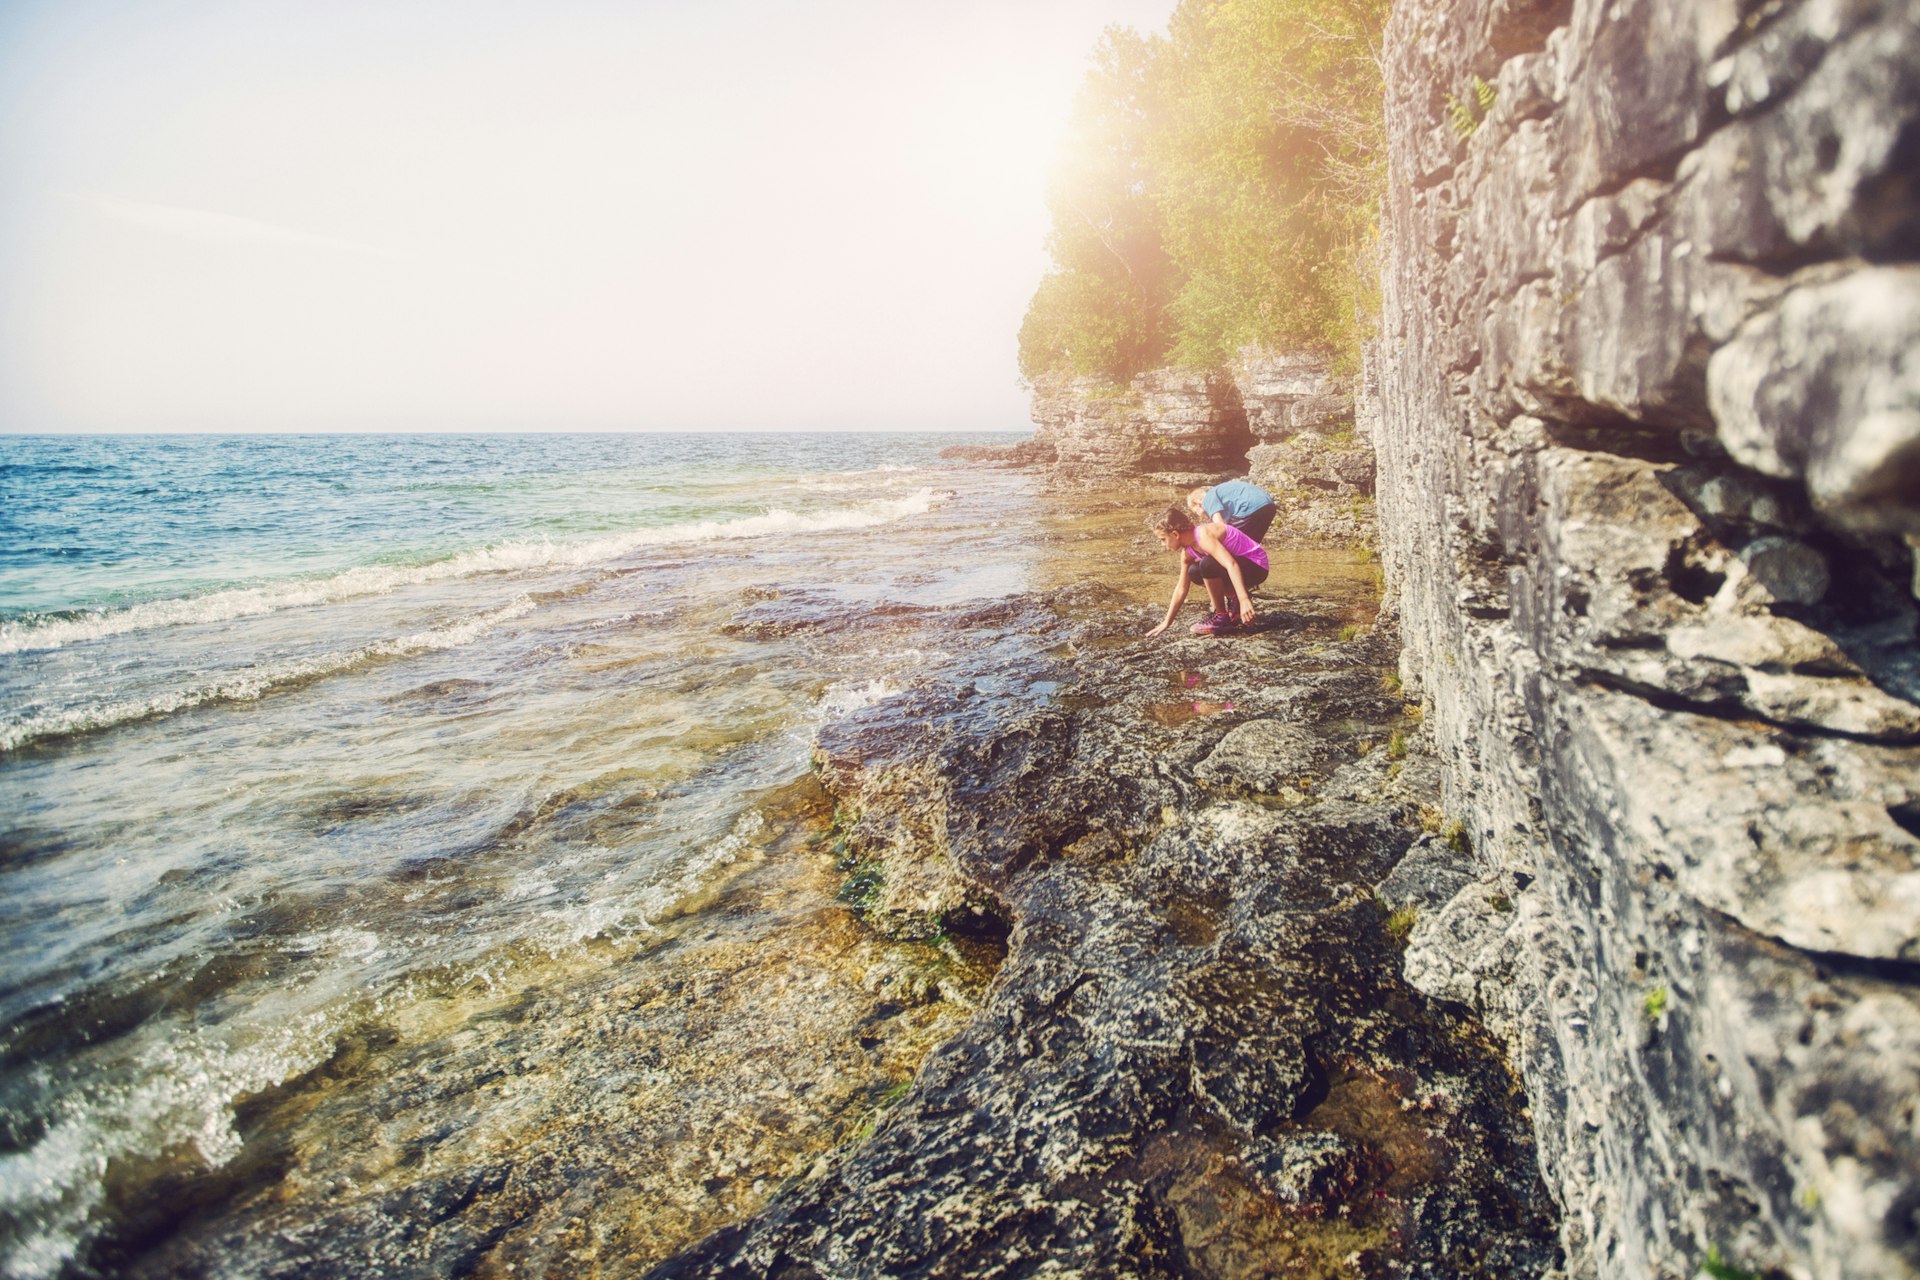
[1188,555,1270,589]
[1226,503,1276,545]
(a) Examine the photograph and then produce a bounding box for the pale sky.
[0,0,1170,433]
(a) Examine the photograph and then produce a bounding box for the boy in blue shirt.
[1186,480,1277,546]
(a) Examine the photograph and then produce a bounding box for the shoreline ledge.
[649,556,1562,1277]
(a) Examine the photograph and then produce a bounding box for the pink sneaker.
[1190,611,1238,635]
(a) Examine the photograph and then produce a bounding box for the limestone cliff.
[1029,355,1377,544]
[1028,369,1253,476]
[1372,2,1920,1279]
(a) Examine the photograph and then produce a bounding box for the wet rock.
[114,787,999,1280]
[1193,718,1336,797]
[651,587,1559,1278]
[1374,833,1478,917]
[939,438,1057,467]
[721,590,932,641]
[1246,1129,1362,1206]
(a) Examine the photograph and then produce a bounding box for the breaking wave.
[0,597,537,752]
[0,489,945,656]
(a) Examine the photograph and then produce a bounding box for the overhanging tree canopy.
[1019,0,1388,384]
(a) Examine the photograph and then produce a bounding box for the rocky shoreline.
[648,511,1563,1278]
[955,3,1920,1275]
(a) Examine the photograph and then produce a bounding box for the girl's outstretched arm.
[1146,560,1191,637]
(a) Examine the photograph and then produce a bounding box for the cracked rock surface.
[650,574,1560,1279]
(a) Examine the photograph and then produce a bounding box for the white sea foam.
[817,677,903,719]
[540,809,769,950]
[0,488,945,656]
[0,1005,343,1280]
[506,869,560,901]
[0,1113,108,1280]
[794,464,922,488]
[0,596,537,752]
[283,927,386,963]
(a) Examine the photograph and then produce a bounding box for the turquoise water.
[1,432,967,632]
[0,430,1034,1277]
[0,432,1013,750]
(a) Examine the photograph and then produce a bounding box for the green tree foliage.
[1017,28,1174,383]
[1019,0,1388,382]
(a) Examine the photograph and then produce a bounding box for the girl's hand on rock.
[1146,621,1169,637]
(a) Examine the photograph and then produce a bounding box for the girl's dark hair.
[1152,505,1193,536]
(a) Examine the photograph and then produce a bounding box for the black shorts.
[1226,503,1276,545]
[1188,555,1269,589]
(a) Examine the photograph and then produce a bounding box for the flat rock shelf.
[650,529,1562,1279]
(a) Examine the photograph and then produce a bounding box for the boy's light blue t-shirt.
[1203,480,1273,521]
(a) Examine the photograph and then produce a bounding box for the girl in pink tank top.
[1145,505,1269,637]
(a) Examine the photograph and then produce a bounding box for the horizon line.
[0,425,1039,438]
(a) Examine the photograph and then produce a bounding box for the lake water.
[0,432,1379,1277]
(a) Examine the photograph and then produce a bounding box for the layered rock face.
[1027,354,1379,544]
[1234,350,1353,446]
[1029,370,1254,477]
[1233,351,1381,544]
[1374,2,1920,1278]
